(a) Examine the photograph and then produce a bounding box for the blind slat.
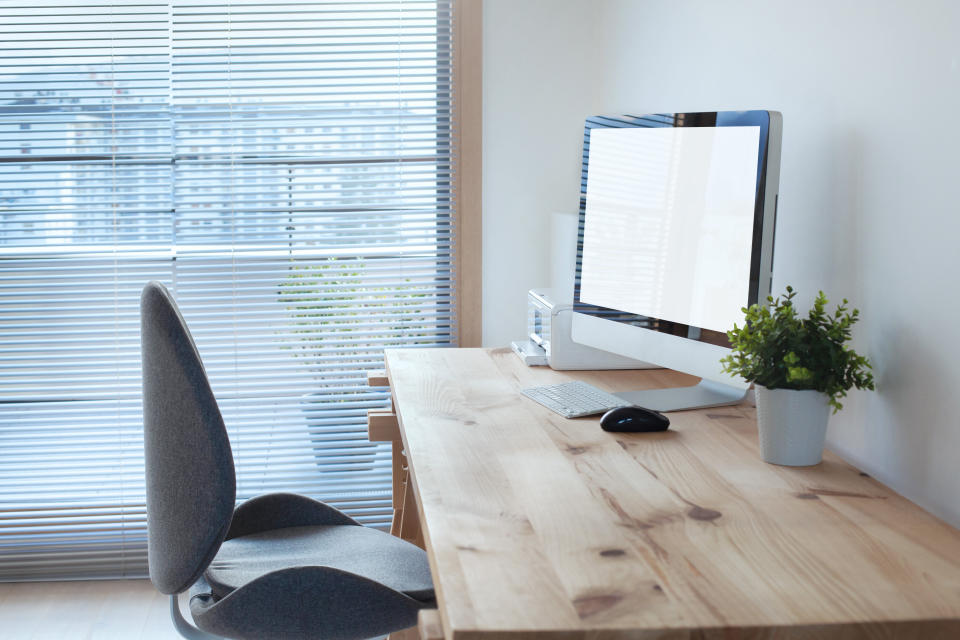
[0,0,455,581]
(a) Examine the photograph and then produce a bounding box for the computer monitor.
[570,111,782,411]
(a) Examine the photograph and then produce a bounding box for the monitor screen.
[574,112,775,347]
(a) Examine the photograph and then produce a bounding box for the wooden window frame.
[453,0,483,347]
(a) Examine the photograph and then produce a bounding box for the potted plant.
[279,259,386,473]
[720,286,875,466]
[278,258,433,474]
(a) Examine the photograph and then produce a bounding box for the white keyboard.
[521,380,631,418]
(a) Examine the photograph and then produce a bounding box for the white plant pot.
[754,386,831,466]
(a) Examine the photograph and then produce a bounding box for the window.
[0,0,457,580]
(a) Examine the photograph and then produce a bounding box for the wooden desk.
[370,348,960,640]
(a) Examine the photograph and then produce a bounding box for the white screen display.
[579,125,761,334]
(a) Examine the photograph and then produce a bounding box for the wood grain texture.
[419,609,445,640]
[388,625,420,640]
[368,370,391,387]
[368,410,401,442]
[385,347,960,640]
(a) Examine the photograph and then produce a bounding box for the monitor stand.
[613,379,748,412]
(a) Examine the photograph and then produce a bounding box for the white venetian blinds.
[0,0,455,580]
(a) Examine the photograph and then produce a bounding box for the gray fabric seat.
[140,281,435,640]
[206,525,435,602]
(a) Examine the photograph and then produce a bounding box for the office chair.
[140,281,434,640]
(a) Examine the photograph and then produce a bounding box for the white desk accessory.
[523,289,656,371]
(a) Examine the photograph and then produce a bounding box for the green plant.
[277,258,436,376]
[720,286,875,412]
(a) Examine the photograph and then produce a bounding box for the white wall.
[535,0,958,525]
[481,0,601,347]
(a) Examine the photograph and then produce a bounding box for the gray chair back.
[140,281,236,595]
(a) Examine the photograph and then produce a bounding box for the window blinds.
[0,0,455,580]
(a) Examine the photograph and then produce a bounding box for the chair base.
[171,594,225,640]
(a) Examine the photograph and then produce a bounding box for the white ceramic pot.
[754,386,831,466]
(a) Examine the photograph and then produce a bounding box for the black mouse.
[600,406,670,432]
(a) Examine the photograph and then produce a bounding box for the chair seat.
[205,525,435,603]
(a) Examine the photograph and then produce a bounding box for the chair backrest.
[140,281,236,594]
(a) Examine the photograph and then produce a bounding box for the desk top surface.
[385,347,960,640]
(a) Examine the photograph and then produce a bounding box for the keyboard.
[521,380,632,418]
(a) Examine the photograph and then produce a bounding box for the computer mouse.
[600,406,670,432]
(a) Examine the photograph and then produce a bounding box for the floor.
[0,579,181,639]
